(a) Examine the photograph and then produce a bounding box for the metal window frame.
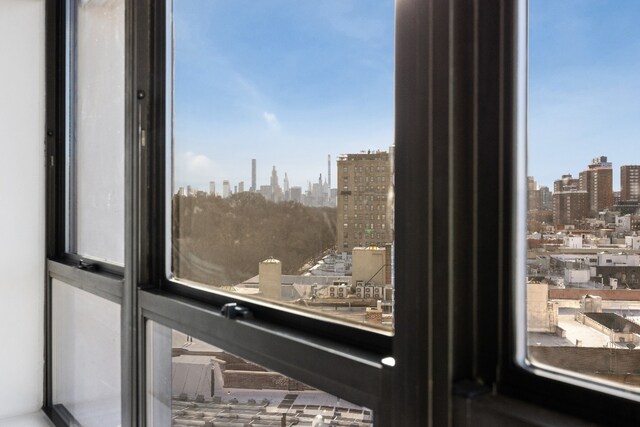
[44,0,130,425]
[43,0,640,426]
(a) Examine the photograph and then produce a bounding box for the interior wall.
[0,0,46,418]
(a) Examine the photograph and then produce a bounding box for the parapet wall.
[548,288,640,301]
[223,370,314,391]
[529,346,640,375]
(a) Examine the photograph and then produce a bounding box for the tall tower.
[270,166,279,188]
[223,180,231,198]
[283,173,290,201]
[328,154,331,189]
[251,159,256,192]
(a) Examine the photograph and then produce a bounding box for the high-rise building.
[527,176,540,211]
[251,159,256,192]
[209,181,216,196]
[223,180,231,198]
[290,186,302,203]
[527,178,552,212]
[270,166,283,202]
[328,154,331,190]
[337,151,393,253]
[259,185,272,200]
[238,181,244,193]
[283,173,290,201]
[579,156,613,214]
[539,186,552,210]
[621,165,640,202]
[553,174,579,192]
[553,190,589,227]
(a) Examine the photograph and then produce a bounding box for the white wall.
[0,0,45,418]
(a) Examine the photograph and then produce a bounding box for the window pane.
[52,279,121,425]
[527,0,640,393]
[146,321,374,426]
[169,0,395,333]
[68,0,125,265]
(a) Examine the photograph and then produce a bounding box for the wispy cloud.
[263,111,281,131]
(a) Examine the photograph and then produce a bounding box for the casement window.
[519,0,640,417]
[42,0,640,426]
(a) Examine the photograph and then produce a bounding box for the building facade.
[553,174,579,193]
[579,156,613,214]
[337,151,393,252]
[621,165,640,202]
[553,190,589,227]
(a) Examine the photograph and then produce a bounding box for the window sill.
[0,411,55,427]
[453,393,598,427]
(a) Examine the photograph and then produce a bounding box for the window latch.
[221,303,253,320]
[77,259,96,271]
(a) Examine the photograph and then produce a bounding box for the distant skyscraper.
[187,185,194,196]
[259,185,272,200]
[209,181,216,196]
[539,186,552,210]
[270,166,279,188]
[621,165,640,202]
[223,180,231,198]
[283,173,290,201]
[251,159,256,192]
[337,151,393,253]
[527,176,540,211]
[579,156,613,214]
[328,154,331,190]
[290,186,302,203]
[238,181,245,193]
[270,166,283,202]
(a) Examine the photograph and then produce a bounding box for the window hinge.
[221,303,253,320]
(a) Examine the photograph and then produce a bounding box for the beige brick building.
[336,151,393,252]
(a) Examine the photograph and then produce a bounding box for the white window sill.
[0,411,54,427]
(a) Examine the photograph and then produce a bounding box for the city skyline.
[172,0,394,191]
[528,157,640,193]
[180,154,341,195]
[529,0,640,190]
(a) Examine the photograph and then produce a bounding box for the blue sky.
[529,0,640,190]
[173,0,394,191]
[173,1,640,193]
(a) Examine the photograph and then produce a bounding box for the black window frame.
[42,0,640,426]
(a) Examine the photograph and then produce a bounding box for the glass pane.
[52,279,121,426]
[68,0,125,265]
[146,321,373,426]
[527,0,640,393]
[169,0,395,333]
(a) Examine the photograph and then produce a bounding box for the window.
[41,0,640,425]
[526,0,640,398]
[67,0,125,267]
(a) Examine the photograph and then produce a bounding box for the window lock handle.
[77,259,96,271]
[221,303,253,320]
